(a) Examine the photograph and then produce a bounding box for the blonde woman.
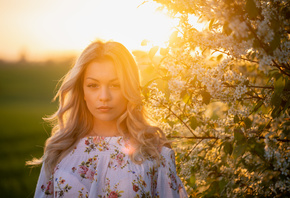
[29,41,188,197]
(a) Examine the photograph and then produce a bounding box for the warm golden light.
[0,0,204,61]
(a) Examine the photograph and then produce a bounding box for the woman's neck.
[89,119,121,137]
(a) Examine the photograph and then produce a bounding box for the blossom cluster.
[144,0,290,197]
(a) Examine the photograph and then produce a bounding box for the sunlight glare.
[0,0,206,61]
[63,0,177,51]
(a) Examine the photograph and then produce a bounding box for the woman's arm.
[156,147,188,198]
[34,163,54,198]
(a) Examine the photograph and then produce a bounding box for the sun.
[62,0,178,51]
[0,0,205,61]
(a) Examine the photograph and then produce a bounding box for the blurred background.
[0,0,202,197]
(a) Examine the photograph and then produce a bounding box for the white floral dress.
[34,136,188,198]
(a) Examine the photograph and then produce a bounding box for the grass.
[0,61,70,197]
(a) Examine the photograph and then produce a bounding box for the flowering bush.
[142,0,290,197]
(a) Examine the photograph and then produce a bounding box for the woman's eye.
[110,84,120,88]
[87,84,99,88]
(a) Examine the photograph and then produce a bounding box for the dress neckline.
[83,135,123,139]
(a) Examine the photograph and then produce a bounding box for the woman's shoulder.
[159,146,175,160]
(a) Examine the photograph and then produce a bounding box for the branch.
[247,85,274,89]
[258,136,290,143]
[166,107,198,137]
[272,60,290,77]
[151,98,198,137]
[243,96,263,100]
[242,16,290,77]
[222,83,275,90]
[212,49,259,64]
[182,139,204,161]
[167,135,219,140]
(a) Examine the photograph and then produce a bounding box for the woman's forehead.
[84,60,119,81]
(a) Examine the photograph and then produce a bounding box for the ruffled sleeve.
[156,147,188,198]
[34,163,54,198]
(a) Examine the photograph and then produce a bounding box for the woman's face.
[83,60,128,124]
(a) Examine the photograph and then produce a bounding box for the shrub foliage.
[143,0,290,197]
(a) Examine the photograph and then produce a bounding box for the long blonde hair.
[28,40,169,174]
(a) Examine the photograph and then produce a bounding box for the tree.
[143,0,290,197]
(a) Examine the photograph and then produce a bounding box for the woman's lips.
[97,106,112,112]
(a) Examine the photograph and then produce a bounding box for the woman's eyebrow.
[86,77,119,82]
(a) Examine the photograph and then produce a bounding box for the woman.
[29,41,188,197]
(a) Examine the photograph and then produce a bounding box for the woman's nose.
[99,86,111,101]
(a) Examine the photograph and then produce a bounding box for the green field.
[0,61,71,197]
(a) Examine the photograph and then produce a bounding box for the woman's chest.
[53,153,158,197]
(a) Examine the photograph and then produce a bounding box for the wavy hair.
[27,40,170,175]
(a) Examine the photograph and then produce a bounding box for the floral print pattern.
[40,180,53,196]
[78,188,89,198]
[34,136,188,198]
[72,156,98,182]
[84,136,110,153]
[147,167,158,195]
[108,149,129,170]
[129,170,152,198]
[98,178,124,198]
[54,177,72,197]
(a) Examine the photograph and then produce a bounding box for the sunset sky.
[0,0,203,62]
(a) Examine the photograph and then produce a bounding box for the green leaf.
[219,178,227,192]
[189,175,196,185]
[271,92,282,108]
[209,18,215,30]
[223,21,232,35]
[253,100,263,112]
[283,98,290,113]
[247,137,256,149]
[202,48,210,56]
[189,116,198,130]
[205,181,219,196]
[217,54,223,61]
[234,129,246,143]
[225,126,229,133]
[246,0,259,19]
[274,76,285,95]
[223,141,233,155]
[269,33,281,52]
[248,138,265,161]
[270,19,280,31]
[273,72,282,81]
[148,46,159,60]
[167,120,175,128]
[181,91,191,104]
[254,142,265,159]
[282,128,290,137]
[201,90,211,105]
[251,52,257,60]
[244,117,252,129]
[253,40,260,50]
[233,143,247,159]
[180,89,187,99]
[281,6,290,20]
[234,115,240,123]
[271,105,282,118]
